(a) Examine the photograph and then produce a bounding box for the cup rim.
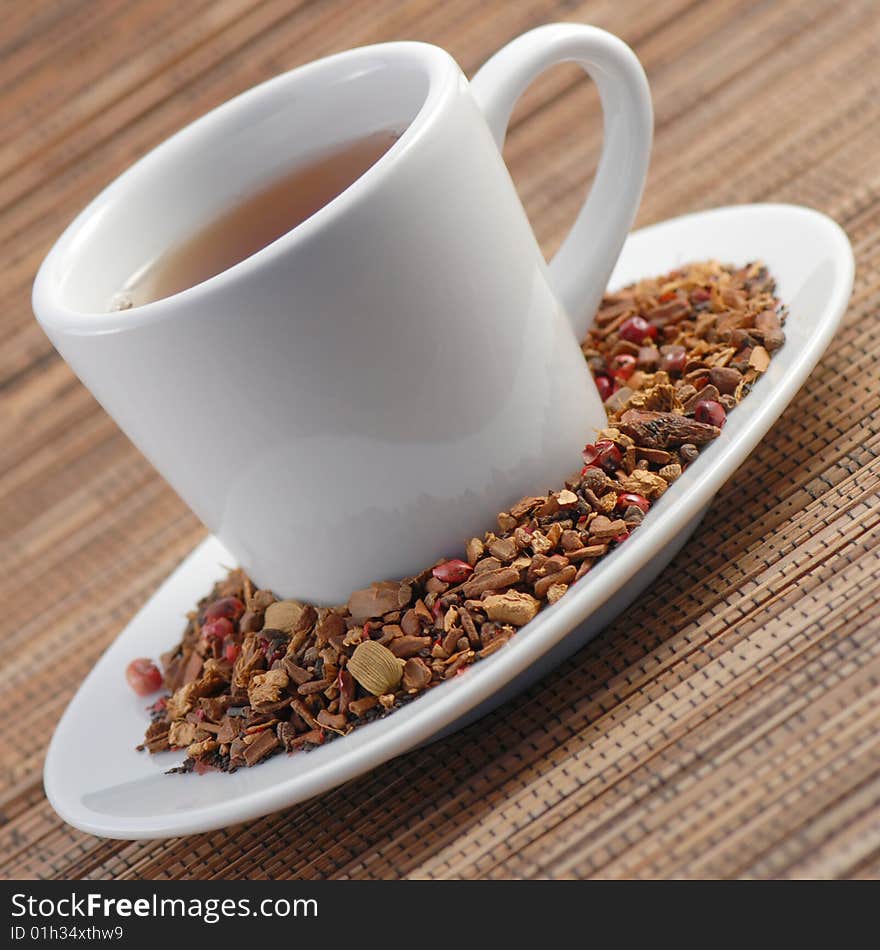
[33,41,461,333]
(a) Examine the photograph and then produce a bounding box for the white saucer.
[44,204,854,839]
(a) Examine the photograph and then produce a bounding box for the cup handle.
[470,23,653,341]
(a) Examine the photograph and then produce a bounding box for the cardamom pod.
[347,640,404,696]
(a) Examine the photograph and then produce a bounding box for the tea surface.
[113,131,397,309]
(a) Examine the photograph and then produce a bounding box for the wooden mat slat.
[0,0,792,364]
[2,0,880,879]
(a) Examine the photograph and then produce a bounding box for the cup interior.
[49,46,446,315]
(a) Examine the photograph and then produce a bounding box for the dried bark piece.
[403,657,432,692]
[465,537,484,565]
[546,583,569,604]
[496,511,518,532]
[749,345,771,372]
[473,556,503,575]
[400,608,422,637]
[461,567,521,598]
[348,582,402,621]
[644,299,689,324]
[388,636,432,659]
[458,608,481,648]
[597,491,618,513]
[216,717,239,745]
[315,610,345,645]
[510,495,546,519]
[186,738,219,759]
[283,728,326,751]
[635,446,674,464]
[397,582,413,609]
[483,591,541,626]
[588,517,629,543]
[638,345,659,369]
[488,536,518,563]
[297,678,331,695]
[348,696,379,717]
[683,384,720,411]
[243,730,279,767]
[143,720,171,753]
[169,720,201,749]
[534,566,577,599]
[231,633,267,691]
[755,310,784,350]
[239,609,263,634]
[618,408,721,448]
[642,383,678,412]
[180,649,204,687]
[526,554,569,583]
[594,299,633,326]
[708,366,742,395]
[281,658,312,686]
[166,667,226,720]
[316,710,349,734]
[478,635,513,658]
[530,530,555,556]
[615,469,669,500]
[444,651,475,677]
[604,386,633,413]
[249,589,276,612]
[377,622,403,642]
[286,605,318,655]
[263,600,308,634]
[248,668,289,710]
[565,544,609,562]
[290,699,321,730]
[560,529,583,552]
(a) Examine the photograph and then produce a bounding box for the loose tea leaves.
[134,260,785,773]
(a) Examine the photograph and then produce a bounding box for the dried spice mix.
[134,261,786,773]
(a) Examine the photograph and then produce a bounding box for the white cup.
[33,23,652,604]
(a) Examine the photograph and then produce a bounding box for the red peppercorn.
[224,641,240,663]
[595,374,614,402]
[694,399,726,427]
[432,559,474,584]
[619,315,658,344]
[596,439,622,471]
[616,492,650,513]
[125,657,163,696]
[614,530,630,543]
[203,596,244,622]
[659,345,687,375]
[583,440,622,472]
[202,617,234,642]
[608,353,637,381]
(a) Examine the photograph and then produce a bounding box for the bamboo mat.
[2,0,879,880]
